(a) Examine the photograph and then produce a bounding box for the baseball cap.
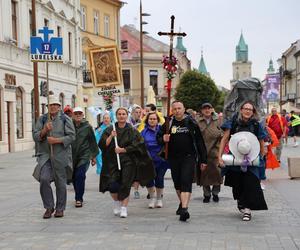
[201,102,213,109]
[63,105,73,113]
[73,107,84,113]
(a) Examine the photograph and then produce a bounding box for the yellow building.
[79,0,123,125]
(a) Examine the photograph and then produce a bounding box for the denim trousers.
[73,162,89,202]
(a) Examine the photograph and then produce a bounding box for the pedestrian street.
[0,141,300,250]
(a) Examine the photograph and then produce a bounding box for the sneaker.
[176,203,182,215]
[134,191,140,199]
[148,198,156,209]
[179,208,190,222]
[156,199,163,208]
[260,182,265,190]
[203,196,210,203]
[212,194,219,202]
[120,206,127,218]
[113,201,121,216]
[293,142,298,147]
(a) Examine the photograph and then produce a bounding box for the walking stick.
[110,110,121,170]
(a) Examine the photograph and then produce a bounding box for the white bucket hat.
[229,131,260,162]
[48,95,61,106]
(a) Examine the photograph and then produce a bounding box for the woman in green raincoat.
[99,107,155,218]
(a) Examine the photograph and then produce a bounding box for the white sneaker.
[293,142,298,147]
[156,199,163,208]
[120,206,127,218]
[148,198,156,209]
[113,201,121,216]
[260,182,265,190]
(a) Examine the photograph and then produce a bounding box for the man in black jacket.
[157,101,207,221]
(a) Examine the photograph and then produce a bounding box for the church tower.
[231,32,252,87]
[267,58,275,74]
[198,50,210,77]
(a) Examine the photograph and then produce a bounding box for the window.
[57,26,61,37]
[29,10,33,36]
[104,15,110,37]
[44,18,49,27]
[71,95,76,108]
[149,70,158,95]
[82,52,87,69]
[16,87,24,139]
[122,70,130,92]
[121,40,128,52]
[68,32,72,62]
[11,0,18,44]
[80,5,86,30]
[93,10,99,34]
[59,93,65,108]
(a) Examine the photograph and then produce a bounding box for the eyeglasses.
[242,108,253,112]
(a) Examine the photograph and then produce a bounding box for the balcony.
[83,70,92,83]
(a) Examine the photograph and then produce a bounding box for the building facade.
[79,0,123,126]
[231,32,252,87]
[280,40,300,112]
[120,24,191,113]
[0,0,82,154]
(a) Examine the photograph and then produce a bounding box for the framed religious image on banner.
[89,46,122,87]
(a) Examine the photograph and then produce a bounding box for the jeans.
[73,162,89,202]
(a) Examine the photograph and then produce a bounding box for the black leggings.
[169,155,196,193]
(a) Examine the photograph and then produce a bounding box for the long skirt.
[224,170,268,210]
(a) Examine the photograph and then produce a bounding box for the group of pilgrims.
[34,94,273,222]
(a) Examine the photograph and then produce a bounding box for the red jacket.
[267,114,287,139]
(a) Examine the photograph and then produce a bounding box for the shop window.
[16,87,24,139]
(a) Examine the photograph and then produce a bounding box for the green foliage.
[174,70,224,111]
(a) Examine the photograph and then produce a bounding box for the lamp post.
[139,0,150,107]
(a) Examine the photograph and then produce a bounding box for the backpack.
[230,113,259,137]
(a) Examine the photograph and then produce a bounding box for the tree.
[174,70,223,111]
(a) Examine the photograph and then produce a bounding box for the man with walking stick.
[33,95,75,219]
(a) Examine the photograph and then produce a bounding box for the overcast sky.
[120,0,300,88]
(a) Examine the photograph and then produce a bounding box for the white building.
[0,0,82,154]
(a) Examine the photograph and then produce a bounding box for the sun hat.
[229,131,260,162]
[48,95,61,106]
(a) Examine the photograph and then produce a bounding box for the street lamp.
[140,0,150,107]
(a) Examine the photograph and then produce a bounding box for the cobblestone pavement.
[0,139,300,250]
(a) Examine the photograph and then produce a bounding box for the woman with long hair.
[218,101,268,221]
[99,108,155,218]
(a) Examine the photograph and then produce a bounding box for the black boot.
[176,203,182,215]
[179,208,190,222]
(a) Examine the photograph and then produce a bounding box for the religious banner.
[89,46,122,88]
[263,73,280,102]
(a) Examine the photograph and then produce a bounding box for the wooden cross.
[158,15,186,158]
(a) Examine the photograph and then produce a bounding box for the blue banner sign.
[30,27,63,62]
